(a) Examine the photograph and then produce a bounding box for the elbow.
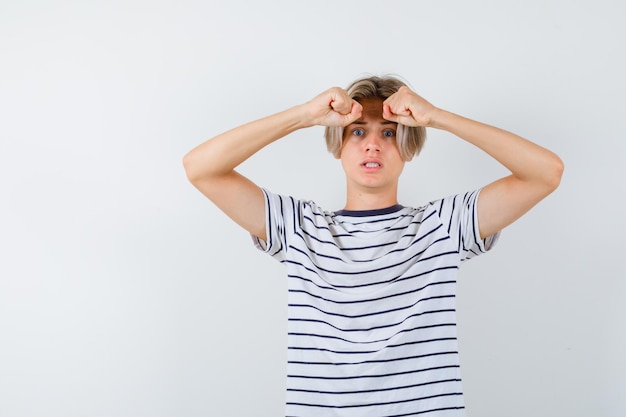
[183,150,230,188]
[182,152,201,184]
[544,154,565,193]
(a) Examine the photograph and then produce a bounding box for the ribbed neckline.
[333,204,405,217]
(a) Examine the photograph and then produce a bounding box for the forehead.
[357,98,383,117]
[354,98,395,125]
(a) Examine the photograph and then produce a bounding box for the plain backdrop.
[1,1,624,416]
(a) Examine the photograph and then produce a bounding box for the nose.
[364,135,382,152]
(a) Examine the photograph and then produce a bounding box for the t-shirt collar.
[333,204,405,217]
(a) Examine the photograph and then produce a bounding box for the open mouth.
[363,162,381,168]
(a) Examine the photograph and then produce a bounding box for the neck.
[343,184,399,211]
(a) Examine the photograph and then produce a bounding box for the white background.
[1,1,624,416]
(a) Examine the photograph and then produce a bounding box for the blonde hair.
[324,75,427,161]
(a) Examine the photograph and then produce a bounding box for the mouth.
[361,159,382,170]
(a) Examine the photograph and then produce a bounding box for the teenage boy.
[183,75,563,416]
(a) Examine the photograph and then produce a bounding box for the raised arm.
[183,88,362,240]
[383,86,564,239]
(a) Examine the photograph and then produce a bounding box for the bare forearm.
[183,86,364,184]
[183,104,310,181]
[430,109,564,187]
[383,85,563,237]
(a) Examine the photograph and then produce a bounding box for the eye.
[383,129,395,137]
[352,128,365,136]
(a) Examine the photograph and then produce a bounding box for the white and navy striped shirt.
[254,188,499,417]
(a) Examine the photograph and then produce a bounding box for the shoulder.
[262,188,332,223]
[427,189,481,214]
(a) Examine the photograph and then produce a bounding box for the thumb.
[382,104,397,122]
[342,100,362,124]
[383,103,417,126]
[332,100,361,126]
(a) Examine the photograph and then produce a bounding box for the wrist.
[290,103,317,129]
[273,104,313,133]
[427,108,454,130]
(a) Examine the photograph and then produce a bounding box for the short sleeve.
[251,188,296,262]
[435,189,500,261]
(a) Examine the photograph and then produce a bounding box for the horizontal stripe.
[288,294,455,319]
[288,322,457,345]
[287,392,463,409]
[288,337,457,356]
[286,406,465,417]
[287,364,460,380]
[287,377,461,395]
[288,279,456,306]
[288,309,456,333]
[285,262,459,289]
[288,350,458,366]
[384,405,465,417]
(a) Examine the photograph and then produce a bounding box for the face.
[339,98,405,193]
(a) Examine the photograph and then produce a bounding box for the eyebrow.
[350,120,397,126]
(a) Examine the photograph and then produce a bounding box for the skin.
[183,84,564,241]
[339,98,405,211]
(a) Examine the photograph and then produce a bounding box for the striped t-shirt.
[253,188,499,417]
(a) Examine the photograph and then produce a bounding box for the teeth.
[364,162,380,167]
